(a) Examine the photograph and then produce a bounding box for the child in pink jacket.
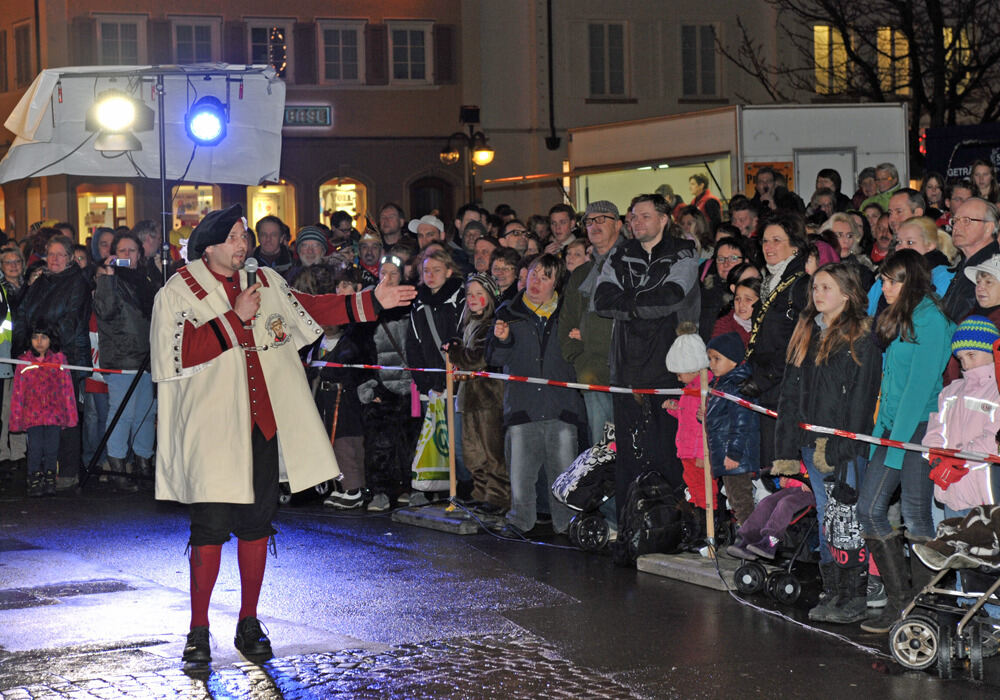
[10,326,78,497]
[922,316,1000,516]
[663,324,715,546]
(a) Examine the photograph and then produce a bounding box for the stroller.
[731,475,821,606]
[551,423,617,552]
[891,506,1000,680]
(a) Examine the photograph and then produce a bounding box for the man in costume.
[150,204,415,663]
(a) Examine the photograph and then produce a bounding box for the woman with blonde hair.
[866,216,955,315]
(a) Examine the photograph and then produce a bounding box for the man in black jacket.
[595,193,700,515]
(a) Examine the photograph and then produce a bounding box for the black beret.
[188,203,244,259]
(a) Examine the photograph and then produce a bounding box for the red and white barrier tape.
[0,357,137,374]
[312,360,1000,466]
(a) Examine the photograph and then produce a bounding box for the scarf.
[763,255,794,297]
[524,292,559,319]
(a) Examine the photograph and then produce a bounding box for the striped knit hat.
[951,315,1000,357]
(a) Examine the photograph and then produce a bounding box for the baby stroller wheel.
[277,483,292,506]
[734,562,766,595]
[576,513,610,552]
[313,480,333,497]
[936,616,956,680]
[969,625,985,681]
[772,573,801,605]
[567,514,583,548]
[889,613,939,672]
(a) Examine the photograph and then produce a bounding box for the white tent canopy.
[0,64,285,185]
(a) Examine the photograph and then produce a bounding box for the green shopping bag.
[410,394,450,491]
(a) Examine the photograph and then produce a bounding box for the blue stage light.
[185,96,227,146]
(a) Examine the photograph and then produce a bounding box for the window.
[814,25,848,95]
[681,24,718,97]
[944,26,971,90]
[172,17,221,64]
[387,21,432,83]
[589,23,627,97]
[96,15,146,65]
[319,20,365,83]
[0,31,7,93]
[877,27,909,96]
[248,20,293,78]
[14,23,31,88]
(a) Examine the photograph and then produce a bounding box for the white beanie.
[665,324,709,374]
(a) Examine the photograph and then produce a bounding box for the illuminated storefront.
[76,183,134,238]
[247,182,296,232]
[318,178,367,230]
[171,184,221,230]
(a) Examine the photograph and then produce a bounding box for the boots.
[825,565,868,624]
[43,470,56,496]
[26,471,44,497]
[861,534,911,633]
[134,455,154,492]
[808,562,842,622]
[108,456,137,493]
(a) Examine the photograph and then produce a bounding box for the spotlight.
[85,89,154,151]
[185,96,227,146]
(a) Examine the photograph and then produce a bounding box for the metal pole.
[157,74,169,285]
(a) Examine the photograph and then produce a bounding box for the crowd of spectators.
[4,160,1000,636]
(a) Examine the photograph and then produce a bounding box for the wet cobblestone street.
[0,633,635,699]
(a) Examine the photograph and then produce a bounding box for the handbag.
[823,459,868,568]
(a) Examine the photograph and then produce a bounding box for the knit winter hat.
[294,226,329,252]
[665,322,709,374]
[951,315,1000,357]
[465,272,501,302]
[707,332,746,364]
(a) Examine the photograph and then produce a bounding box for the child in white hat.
[663,322,715,551]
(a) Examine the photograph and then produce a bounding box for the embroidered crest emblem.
[266,313,290,347]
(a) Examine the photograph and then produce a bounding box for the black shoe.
[234,616,273,659]
[493,522,529,539]
[182,626,211,664]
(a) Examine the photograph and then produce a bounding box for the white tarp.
[0,64,285,185]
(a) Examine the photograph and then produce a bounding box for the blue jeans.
[857,423,934,540]
[504,420,576,533]
[27,425,60,474]
[583,390,614,446]
[105,372,156,459]
[82,391,109,467]
[803,446,866,565]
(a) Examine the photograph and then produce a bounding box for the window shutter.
[148,19,171,65]
[366,24,388,85]
[433,24,456,85]
[293,22,316,84]
[224,21,247,65]
[70,17,96,65]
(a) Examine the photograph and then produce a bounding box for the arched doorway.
[318,177,369,231]
[409,176,453,224]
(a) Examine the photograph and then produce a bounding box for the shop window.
[171,184,220,230]
[76,183,133,239]
[247,182,296,233]
[319,178,367,230]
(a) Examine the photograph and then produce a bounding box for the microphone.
[244,257,258,288]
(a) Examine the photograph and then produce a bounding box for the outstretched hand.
[374,283,417,310]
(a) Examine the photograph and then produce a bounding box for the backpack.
[612,471,685,567]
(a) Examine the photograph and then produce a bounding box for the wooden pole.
[445,357,457,509]
[700,368,715,558]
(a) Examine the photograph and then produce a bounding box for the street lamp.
[439,105,494,203]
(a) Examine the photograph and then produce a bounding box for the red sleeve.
[181,311,244,368]
[294,289,378,326]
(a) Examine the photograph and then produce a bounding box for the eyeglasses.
[953,216,987,227]
[584,215,616,226]
[716,255,743,263]
[503,229,528,237]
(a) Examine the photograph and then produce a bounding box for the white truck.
[567,103,909,211]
